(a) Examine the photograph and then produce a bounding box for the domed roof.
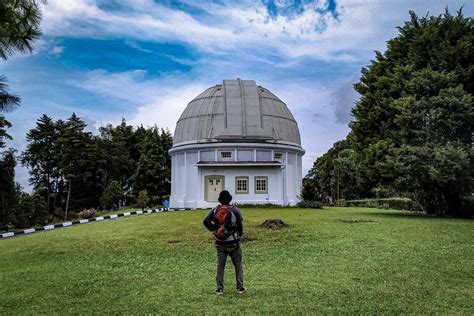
[173,79,301,147]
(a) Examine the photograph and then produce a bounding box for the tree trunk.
[65,180,71,221]
[46,175,51,218]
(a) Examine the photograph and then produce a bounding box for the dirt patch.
[259,219,289,229]
[241,233,255,243]
[339,219,379,224]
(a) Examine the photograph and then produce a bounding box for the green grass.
[1,207,473,314]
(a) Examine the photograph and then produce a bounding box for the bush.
[233,203,284,208]
[78,209,97,219]
[461,195,474,218]
[137,190,150,210]
[100,181,123,210]
[343,198,415,211]
[296,200,323,209]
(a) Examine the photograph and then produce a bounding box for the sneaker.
[237,287,247,294]
[214,288,224,295]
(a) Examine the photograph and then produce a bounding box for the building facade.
[169,79,304,209]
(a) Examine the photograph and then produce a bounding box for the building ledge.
[196,161,282,167]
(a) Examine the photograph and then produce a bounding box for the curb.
[1,208,169,239]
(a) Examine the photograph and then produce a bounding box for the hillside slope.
[1,207,473,314]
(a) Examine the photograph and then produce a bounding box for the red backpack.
[213,205,237,239]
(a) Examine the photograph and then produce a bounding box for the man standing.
[203,190,246,295]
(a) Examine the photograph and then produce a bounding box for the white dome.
[173,79,301,147]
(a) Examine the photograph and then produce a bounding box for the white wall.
[170,144,304,209]
[197,166,282,208]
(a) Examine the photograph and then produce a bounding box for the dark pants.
[215,242,244,289]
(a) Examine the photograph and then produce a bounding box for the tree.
[0,0,45,228]
[349,8,474,216]
[58,113,98,218]
[0,0,45,111]
[133,127,172,204]
[137,190,150,210]
[0,149,18,228]
[0,116,12,149]
[301,139,361,204]
[0,0,45,60]
[100,181,123,210]
[0,76,20,113]
[22,114,60,219]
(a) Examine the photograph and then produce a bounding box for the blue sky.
[2,0,472,190]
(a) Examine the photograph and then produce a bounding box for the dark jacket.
[203,205,243,244]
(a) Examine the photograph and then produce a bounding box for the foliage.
[137,190,150,210]
[301,139,364,204]
[0,0,45,60]
[11,189,48,228]
[296,200,323,209]
[339,198,415,211]
[21,115,172,221]
[1,208,472,314]
[349,9,474,217]
[133,127,172,204]
[100,181,123,210]
[0,149,17,228]
[0,76,20,113]
[303,8,473,217]
[233,203,284,208]
[78,209,97,220]
[0,0,45,229]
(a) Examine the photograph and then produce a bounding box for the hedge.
[337,197,415,211]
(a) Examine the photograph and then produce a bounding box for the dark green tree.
[137,190,149,210]
[22,114,60,219]
[100,180,123,210]
[0,115,12,149]
[350,9,474,216]
[0,149,17,228]
[98,119,134,191]
[0,0,45,111]
[302,139,361,204]
[58,113,99,218]
[133,127,172,204]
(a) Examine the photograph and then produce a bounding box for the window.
[254,176,268,194]
[235,176,249,194]
[274,152,283,161]
[220,151,232,161]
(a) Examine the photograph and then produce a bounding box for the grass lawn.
[1,207,473,314]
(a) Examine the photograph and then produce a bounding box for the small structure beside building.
[169,79,304,209]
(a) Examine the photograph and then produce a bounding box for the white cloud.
[72,70,209,130]
[51,46,64,54]
[35,0,372,61]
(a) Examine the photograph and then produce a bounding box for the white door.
[206,177,224,202]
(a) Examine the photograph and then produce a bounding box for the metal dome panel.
[173,79,301,147]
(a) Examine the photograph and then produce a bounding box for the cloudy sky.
[2,0,472,190]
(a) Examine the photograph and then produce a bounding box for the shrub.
[100,181,123,210]
[78,209,97,219]
[296,200,323,209]
[137,190,150,210]
[233,203,284,208]
[343,198,415,211]
[461,195,474,218]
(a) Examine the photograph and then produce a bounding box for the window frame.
[274,152,283,162]
[254,176,268,194]
[220,151,233,161]
[235,176,249,194]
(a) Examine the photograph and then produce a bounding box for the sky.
[2,0,472,191]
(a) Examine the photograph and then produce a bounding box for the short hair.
[218,190,232,205]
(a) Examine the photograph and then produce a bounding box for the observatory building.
[169,79,304,209]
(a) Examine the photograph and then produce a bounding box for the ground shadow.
[359,210,472,221]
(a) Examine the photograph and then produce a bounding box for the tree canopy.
[303,8,474,217]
